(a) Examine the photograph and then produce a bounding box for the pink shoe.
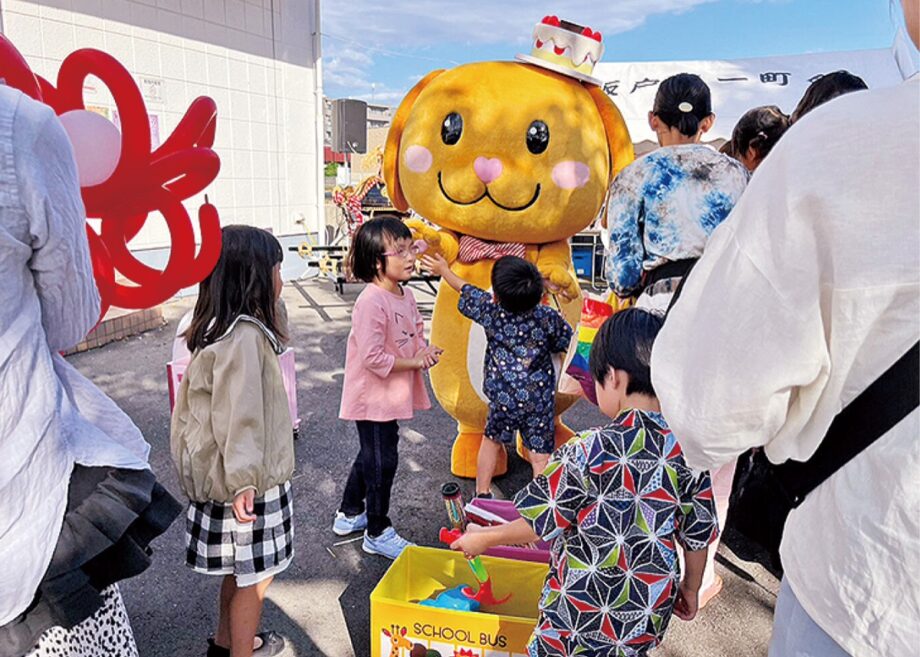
[699,574,724,610]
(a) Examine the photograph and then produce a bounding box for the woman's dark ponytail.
[675,112,701,138]
[730,105,790,161]
[653,73,712,138]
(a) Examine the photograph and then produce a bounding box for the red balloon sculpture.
[0,35,222,317]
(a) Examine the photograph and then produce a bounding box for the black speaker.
[332,98,367,153]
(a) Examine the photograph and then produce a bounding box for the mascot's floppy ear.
[383,69,446,212]
[585,85,635,182]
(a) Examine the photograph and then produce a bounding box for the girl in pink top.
[333,216,441,559]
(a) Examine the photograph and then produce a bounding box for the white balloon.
[59,109,122,187]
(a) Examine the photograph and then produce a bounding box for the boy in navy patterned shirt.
[450,309,718,657]
[422,254,573,496]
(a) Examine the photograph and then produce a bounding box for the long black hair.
[185,225,286,351]
[791,70,868,123]
[653,73,713,138]
[731,105,790,164]
[589,308,664,396]
[348,215,412,283]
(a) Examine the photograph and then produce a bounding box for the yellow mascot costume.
[384,16,634,477]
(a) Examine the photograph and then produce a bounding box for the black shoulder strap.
[776,341,920,507]
[664,259,698,316]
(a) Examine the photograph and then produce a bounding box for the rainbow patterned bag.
[562,293,633,404]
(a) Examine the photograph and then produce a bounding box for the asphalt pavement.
[67,278,780,657]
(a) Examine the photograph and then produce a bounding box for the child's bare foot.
[698,574,723,609]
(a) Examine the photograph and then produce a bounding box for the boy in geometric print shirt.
[451,308,718,656]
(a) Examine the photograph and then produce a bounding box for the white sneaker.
[362,527,414,559]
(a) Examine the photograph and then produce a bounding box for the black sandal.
[207,632,287,657]
[206,638,229,657]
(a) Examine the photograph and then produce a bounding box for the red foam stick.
[439,528,512,606]
[440,527,462,543]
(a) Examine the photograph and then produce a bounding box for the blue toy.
[419,585,481,612]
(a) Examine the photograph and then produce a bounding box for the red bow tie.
[457,235,527,264]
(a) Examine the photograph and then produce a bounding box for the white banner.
[594,47,906,143]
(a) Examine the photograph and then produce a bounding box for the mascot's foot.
[554,419,576,449]
[515,434,528,462]
[451,432,507,479]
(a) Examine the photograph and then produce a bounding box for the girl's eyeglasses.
[382,239,428,259]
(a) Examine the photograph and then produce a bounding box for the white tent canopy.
[594,45,912,144]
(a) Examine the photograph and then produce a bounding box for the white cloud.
[334,48,373,67]
[353,89,408,104]
[324,0,716,48]
[324,57,409,104]
[322,0,718,102]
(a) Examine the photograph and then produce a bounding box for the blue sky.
[322,0,903,104]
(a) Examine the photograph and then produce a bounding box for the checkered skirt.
[185,481,293,586]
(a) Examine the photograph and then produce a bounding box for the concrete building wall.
[322,96,333,146]
[366,102,392,130]
[1,0,324,261]
[322,97,392,153]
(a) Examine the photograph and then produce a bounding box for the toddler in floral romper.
[423,254,573,495]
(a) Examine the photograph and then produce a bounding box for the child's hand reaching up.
[421,253,450,277]
[421,254,467,292]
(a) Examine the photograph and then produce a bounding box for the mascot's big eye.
[441,112,463,145]
[526,120,550,154]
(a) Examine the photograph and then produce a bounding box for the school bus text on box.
[370,546,548,657]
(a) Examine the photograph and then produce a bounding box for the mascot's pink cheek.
[404,145,433,174]
[551,161,591,189]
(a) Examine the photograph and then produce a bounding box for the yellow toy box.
[370,546,548,657]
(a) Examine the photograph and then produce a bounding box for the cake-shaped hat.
[516,16,604,85]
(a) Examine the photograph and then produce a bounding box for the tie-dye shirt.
[605,144,748,297]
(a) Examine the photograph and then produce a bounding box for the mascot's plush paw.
[554,418,576,450]
[451,431,508,479]
[406,218,448,259]
[539,264,580,302]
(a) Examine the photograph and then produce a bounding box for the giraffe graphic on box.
[382,625,412,657]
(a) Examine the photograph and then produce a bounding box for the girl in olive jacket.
[171,225,293,657]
